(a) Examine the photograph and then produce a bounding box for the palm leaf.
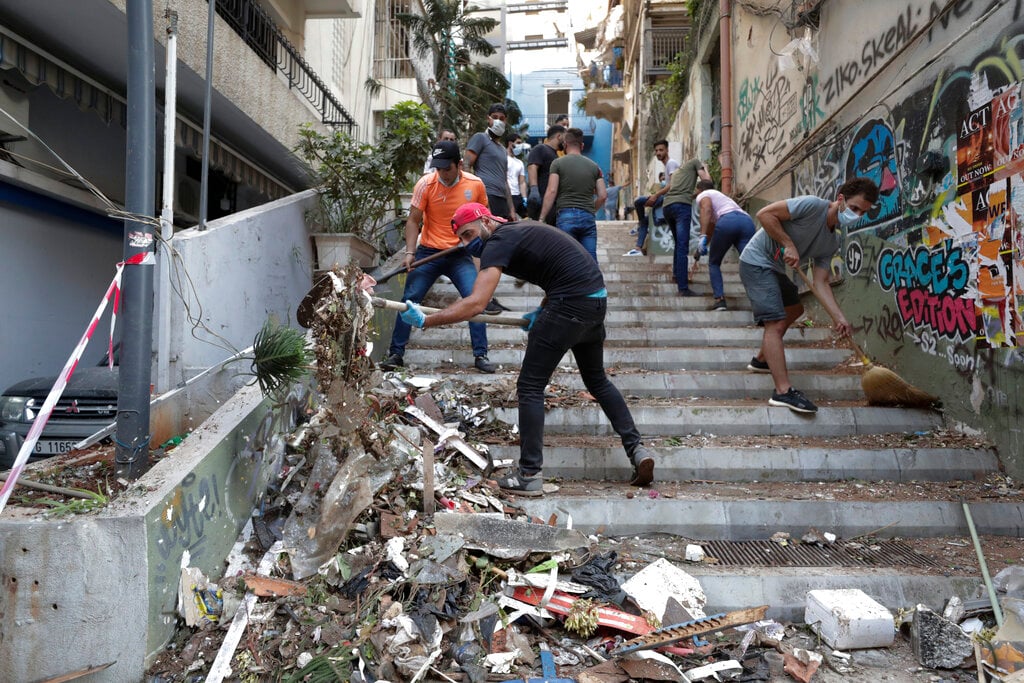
[252,319,311,397]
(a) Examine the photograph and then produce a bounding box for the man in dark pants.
[398,202,656,496]
[526,125,566,224]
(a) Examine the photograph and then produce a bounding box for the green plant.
[378,101,435,194]
[39,486,109,516]
[251,318,311,398]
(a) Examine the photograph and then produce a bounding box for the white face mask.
[488,119,506,137]
[513,142,530,155]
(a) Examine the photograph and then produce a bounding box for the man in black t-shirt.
[526,125,565,224]
[398,202,656,496]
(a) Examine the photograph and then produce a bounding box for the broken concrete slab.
[911,604,973,669]
[620,557,706,621]
[804,588,894,650]
[432,512,588,559]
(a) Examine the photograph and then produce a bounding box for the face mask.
[513,143,529,155]
[437,171,458,187]
[488,119,506,137]
[463,236,485,258]
[837,200,861,227]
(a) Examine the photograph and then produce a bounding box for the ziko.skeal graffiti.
[877,242,974,340]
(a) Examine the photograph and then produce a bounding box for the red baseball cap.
[450,202,507,233]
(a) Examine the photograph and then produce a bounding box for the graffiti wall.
[737,0,1024,470]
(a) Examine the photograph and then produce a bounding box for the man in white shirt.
[627,139,679,255]
[506,134,527,218]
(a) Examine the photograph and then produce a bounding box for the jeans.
[663,202,693,290]
[555,207,598,261]
[516,297,641,475]
[388,246,488,358]
[708,212,756,298]
[633,195,665,248]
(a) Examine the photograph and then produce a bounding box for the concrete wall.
[723,0,1024,471]
[166,190,317,383]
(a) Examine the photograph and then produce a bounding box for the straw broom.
[794,268,938,408]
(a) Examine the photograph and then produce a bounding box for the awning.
[0,27,292,201]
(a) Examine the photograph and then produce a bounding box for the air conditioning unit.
[176,176,201,219]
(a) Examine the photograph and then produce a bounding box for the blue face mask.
[463,236,485,257]
[838,207,861,227]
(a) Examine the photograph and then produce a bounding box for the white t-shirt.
[506,155,526,196]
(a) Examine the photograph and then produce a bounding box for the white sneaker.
[624,248,643,256]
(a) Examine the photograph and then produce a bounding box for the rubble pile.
[146,271,1017,682]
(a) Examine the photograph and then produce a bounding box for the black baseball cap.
[429,140,461,169]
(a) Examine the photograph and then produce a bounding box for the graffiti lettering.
[861,5,919,76]
[739,67,796,171]
[896,287,977,339]
[155,471,223,563]
[861,304,907,343]
[738,76,760,124]
[877,245,970,294]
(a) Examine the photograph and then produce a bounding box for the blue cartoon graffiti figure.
[846,119,902,229]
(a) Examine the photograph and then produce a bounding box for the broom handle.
[792,267,872,365]
[371,297,528,327]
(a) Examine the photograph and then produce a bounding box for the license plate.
[33,440,76,455]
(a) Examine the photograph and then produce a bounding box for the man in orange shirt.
[381,141,496,373]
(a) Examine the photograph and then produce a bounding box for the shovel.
[793,267,938,407]
[508,643,577,683]
[371,297,527,327]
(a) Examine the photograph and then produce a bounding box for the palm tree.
[397,0,509,137]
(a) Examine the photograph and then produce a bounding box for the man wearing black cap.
[380,141,496,374]
[465,103,516,220]
[398,203,656,496]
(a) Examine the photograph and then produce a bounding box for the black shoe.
[496,470,544,496]
[380,353,404,370]
[677,289,700,298]
[710,298,728,311]
[768,387,818,414]
[629,445,656,486]
[483,298,509,315]
[474,355,496,373]
[747,356,770,373]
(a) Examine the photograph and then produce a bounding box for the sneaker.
[711,298,728,311]
[677,289,700,297]
[484,298,508,315]
[629,228,638,236]
[747,356,770,373]
[768,387,818,414]
[496,470,544,496]
[474,355,496,374]
[380,353,404,370]
[629,445,656,486]
[624,248,643,256]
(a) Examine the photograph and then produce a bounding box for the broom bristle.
[862,366,938,407]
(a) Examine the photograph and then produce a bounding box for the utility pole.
[116,0,156,480]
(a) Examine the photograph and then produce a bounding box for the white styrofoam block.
[805,589,895,650]
[621,558,706,621]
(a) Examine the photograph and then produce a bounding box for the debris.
[611,606,769,655]
[805,589,894,649]
[980,597,1024,676]
[783,648,823,683]
[996,566,1024,597]
[177,566,222,628]
[619,650,687,681]
[405,404,490,472]
[510,586,655,636]
[911,604,973,669]
[620,557,706,621]
[241,574,306,598]
[942,595,965,623]
[684,659,743,681]
[684,543,706,562]
[433,512,588,560]
[508,643,577,683]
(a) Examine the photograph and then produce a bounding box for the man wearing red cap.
[399,203,656,495]
[381,141,496,374]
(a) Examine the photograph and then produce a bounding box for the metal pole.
[199,0,215,230]
[157,8,178,394]
[116,0,156,480]
[718,0,735,195]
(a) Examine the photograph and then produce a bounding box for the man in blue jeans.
[398,203,656,496]
[539,127,607,260]
[662,157,712,295]
[380,141,496,374]
[626,139,678,256]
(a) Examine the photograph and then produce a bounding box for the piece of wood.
[423,438,435,515]
[33,662,115,683]
[242,574,307,597]
[405,405,489,470]
[0,473,101,500]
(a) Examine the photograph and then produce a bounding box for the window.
[374,0,414,79]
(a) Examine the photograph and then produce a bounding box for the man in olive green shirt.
[663,158,711,295]
[540,127,607,260]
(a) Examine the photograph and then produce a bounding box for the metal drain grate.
[700,540,941,568]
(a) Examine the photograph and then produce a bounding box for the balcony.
[645,27,689,77]
[584,89,624,123]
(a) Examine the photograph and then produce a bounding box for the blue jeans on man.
[516,296,641,475]
[708,212,756,299]
[663,202,693,291]
[556,207,598,261]
[387,246,488,358]
[632,195,665,249]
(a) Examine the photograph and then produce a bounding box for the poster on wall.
[993,82,1024,181]
[974,178,1019,347]
[957,101,997,196]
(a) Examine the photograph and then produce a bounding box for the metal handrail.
[212,0,356,131]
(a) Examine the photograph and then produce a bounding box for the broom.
[793,267,938,408]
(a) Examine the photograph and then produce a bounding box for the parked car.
[0,364,118,470]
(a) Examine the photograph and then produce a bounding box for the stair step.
[425,293,749,311]
[410,325,832,346]
[489,403,941,438]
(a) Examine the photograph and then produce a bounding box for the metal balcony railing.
[212,0,356,131]
[645,27,689,76]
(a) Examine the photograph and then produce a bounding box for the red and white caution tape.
[0,253,152,515]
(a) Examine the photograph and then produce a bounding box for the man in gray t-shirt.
[465,103,516,220]
[739,177,879,414]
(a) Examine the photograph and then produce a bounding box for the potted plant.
[297,102,434,271]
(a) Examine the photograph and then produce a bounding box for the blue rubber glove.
[400,300,426,328]
[698,235,709,255]
[522,306,543,331]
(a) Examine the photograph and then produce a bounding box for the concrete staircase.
[403,220,1020,620]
